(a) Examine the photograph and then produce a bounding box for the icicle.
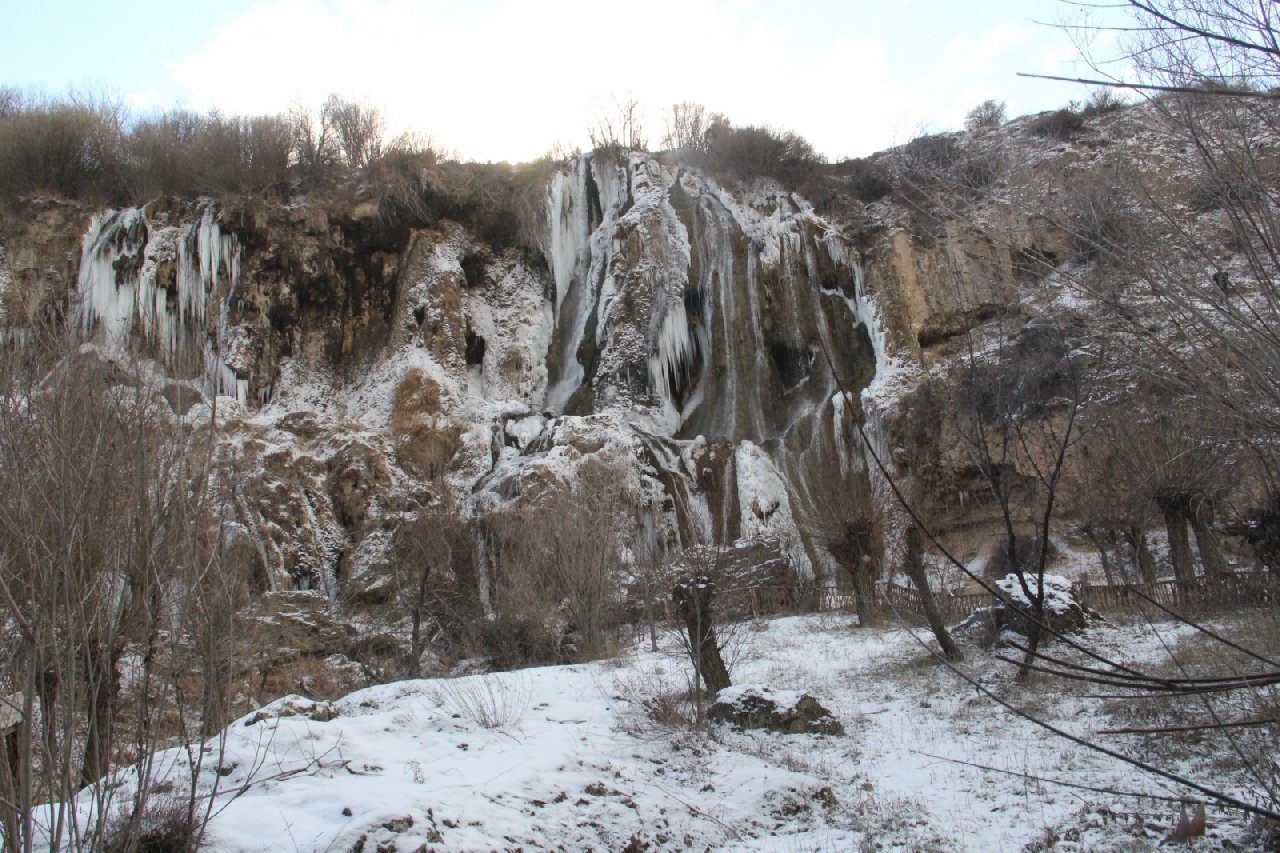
[77,203,252,407]
[647,301,697,425]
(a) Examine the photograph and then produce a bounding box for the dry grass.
[428,673,530,729]
[390,369,443,425]
[388,369,462,479]
[393,421,464,480]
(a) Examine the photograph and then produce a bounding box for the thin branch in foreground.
[911,749,1194,805]
[1015,71,1280,98]
[882,587,1280,821]
[1000,638,1280,691]
[1097,718,1280,736]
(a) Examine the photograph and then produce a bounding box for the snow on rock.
[503,413,546,450]
[980,572,1091,642]
[996,572,1077,616]
[709,684,844,735]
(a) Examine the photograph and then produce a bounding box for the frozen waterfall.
[77,205,250,405]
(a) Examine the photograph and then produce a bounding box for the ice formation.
[77,205,249,404]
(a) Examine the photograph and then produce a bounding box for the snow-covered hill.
[44,613,1270,851]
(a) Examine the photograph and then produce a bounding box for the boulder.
[995,572,1089,637]
[957,573,1093,648]
[708,685,843,735]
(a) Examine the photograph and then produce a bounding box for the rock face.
[0,148,891,646]
[708,685,843,735]
[0,99,1263,650]
[538,153,881,580]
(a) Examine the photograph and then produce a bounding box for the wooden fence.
[877,585,993,624]
[1076,572,1280,612]
[716,585,791,618]
[643,570,1280,629]
[872,570,1280,625]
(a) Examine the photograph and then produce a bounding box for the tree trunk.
[408,607,423,679]
[1190,502,1230,577]
[903,527,963,662]
[851,555,880,628]
[1082,526,1116,585]
[672,576,731,696]
[1127,527,1158,585]
[1159,496,1196,583]
[642,569,659,653]
[80,643,119,789]
[833,521,879,628]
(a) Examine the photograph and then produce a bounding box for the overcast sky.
[2,0,1123,163]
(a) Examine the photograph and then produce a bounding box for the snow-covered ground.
[51,612,1276,851]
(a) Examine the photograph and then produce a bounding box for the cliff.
[1,96,1272,671]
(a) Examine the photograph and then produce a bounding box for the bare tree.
[589,94,647,152]
[944,319,1088,667]
[390,499,464,677]
[661,102,729,153]
[289,101,335,174]
[901,525,963,660]
[672,574,731,705]
[323,95,384,168]
[964,99,1007,132]
[0,327,231,851]
[486,454,638,663]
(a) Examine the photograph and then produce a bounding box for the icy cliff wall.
[0,150,895,604]
[532,152,885,585]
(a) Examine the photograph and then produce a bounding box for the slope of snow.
[42,613,1268,851]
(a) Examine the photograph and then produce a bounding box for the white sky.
[3,0,1122,163]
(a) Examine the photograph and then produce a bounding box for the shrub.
[662,101,729,153]
[394,421,464,481]
[102,793,202,853]
[1029,108,1085,140]
[835,157,893,203]
[964,99,1007,132]
[890,131,1006,200]
[701,122,822,187]
[986,537,1060,577]
[0,86,22,119]
[425,157,561,253]
[125,110,292,199]
[428,673,530,729]
[362,136,436,225]
[899,132,961,172]
[391,368,443,424]
[0,94,127,203]
[1063,162,1141,263]
[479,612,562,668]
[1080,88,1128,117]
[323,94,384,168]
[588,95,647,152]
